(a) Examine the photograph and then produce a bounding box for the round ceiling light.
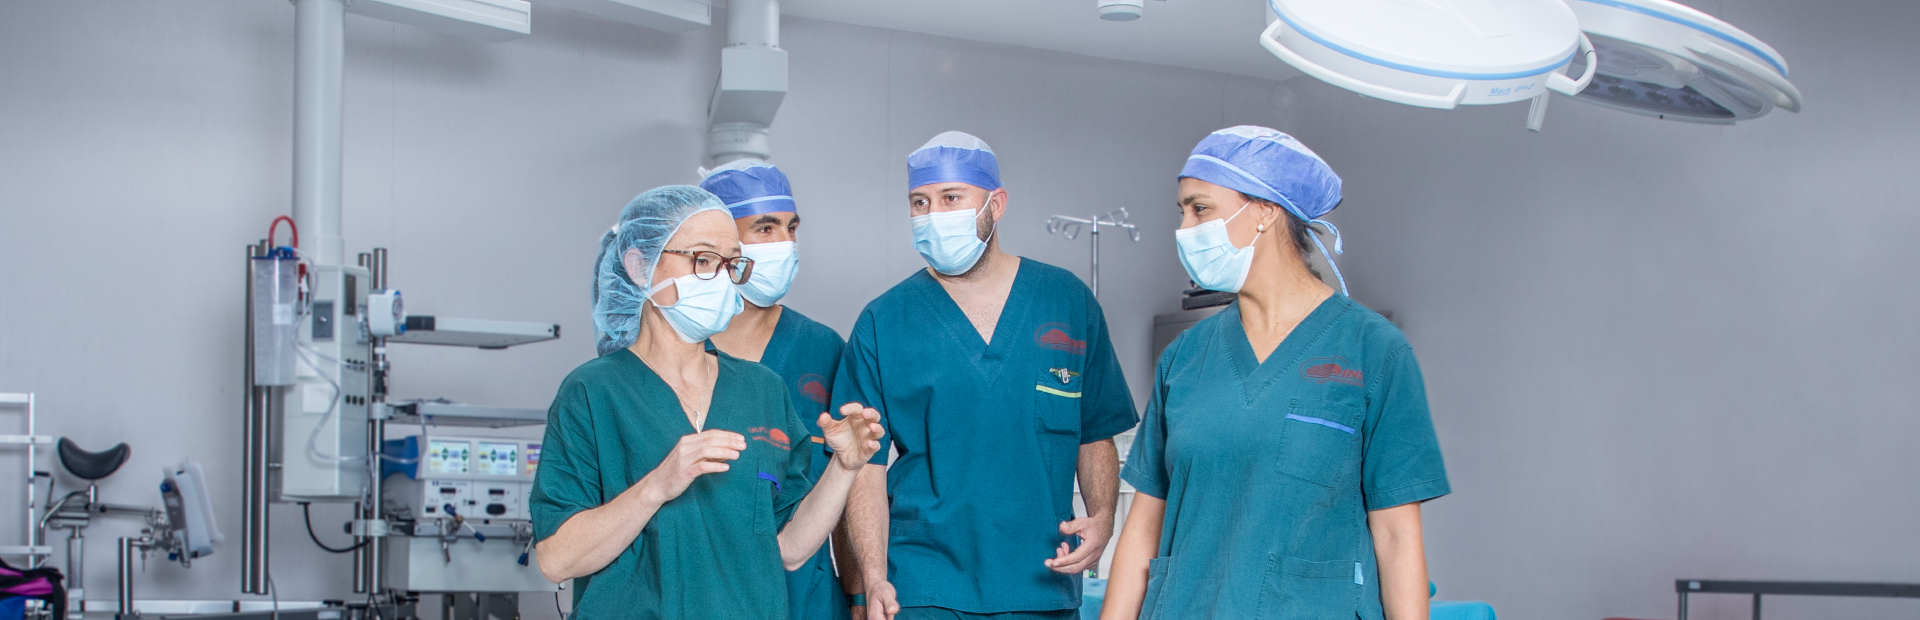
[1561,0,1802,124]
[1262,0,1596,109]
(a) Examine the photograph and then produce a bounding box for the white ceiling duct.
[1560,0,1802,124]
[1261,0,1595,110]
[540,0,711,33]
[346,0,531,41]
[707,0,787,164]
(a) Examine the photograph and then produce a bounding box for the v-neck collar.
[1218,294,1350,405]
[911,258,1034,379]
[757,307,797,371]
[622,347,729,433]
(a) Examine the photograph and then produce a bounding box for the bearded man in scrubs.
[701,160,862,620]
[835,132,1139,620]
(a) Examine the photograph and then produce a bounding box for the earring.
[1256,224,1267,232]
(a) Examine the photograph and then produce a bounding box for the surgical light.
[1261,0,1596,110]
[1560,0,1802,124]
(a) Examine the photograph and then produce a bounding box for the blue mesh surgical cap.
[700,159,796,219]
[908,131,1001,191]
[1179,125,1351,295]
[591,185,730,356]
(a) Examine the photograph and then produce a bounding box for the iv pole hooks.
[1044,208,1140,298]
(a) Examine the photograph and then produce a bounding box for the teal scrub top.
[721,308,851,620]
[832,259,1139,613]
[530,349,815,620]
[1121,296,1450,620]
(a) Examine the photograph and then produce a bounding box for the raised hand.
[820,403,885,472]
[640,430,745,504]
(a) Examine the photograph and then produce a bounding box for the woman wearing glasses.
[530,185,885,620]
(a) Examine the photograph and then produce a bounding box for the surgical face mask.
[648,273,745,344]
[1174,201,1261,293]
[912,200,995,276]
[738,241,798,307]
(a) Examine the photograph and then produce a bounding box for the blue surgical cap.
[1179,126,1350,294]
[700,159,796,219]
[591,185,729,356]
[908,131,1001,191]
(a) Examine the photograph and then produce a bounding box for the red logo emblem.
[1034,322,1086,355]
[1300,357,1364,386]
[798,374,829,405]
[749,426,792,451]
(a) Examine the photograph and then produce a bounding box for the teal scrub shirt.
[1122,296,1450,620]
[530,350,815,620]
[720,308,851,620]
[832,259,1139,613]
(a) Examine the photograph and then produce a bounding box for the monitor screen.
[427,439,470,475]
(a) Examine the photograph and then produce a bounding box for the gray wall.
[1280,1,1920,618]
[0,0,1281,611]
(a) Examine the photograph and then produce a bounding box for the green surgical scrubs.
[718,308,850,620]
[833,259,1138,614]
[530,349,815,620]
[1122,296,1450,620]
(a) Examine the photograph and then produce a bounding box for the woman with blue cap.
[1100,127,1450,620]
[529,185,885,620]
[700,160,863,620]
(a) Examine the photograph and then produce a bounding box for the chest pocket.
[1275,398,1363,489]
[1032,368,1083,437]
[753,450,779,536]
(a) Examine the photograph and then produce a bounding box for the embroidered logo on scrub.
[1300,356,1364,386]
[798,374,829,405]
[749,427,792,451]
[1034,322,1087,355]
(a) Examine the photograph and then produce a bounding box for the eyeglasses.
[660,249,755,285]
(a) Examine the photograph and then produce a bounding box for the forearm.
[832,519,862,594]
[1097,493,1164,620]
[535,478,664,582]
[778,462,861,570]
[847,464,891,584]
[1077,440,1120,519]
[1369,503,1429,620]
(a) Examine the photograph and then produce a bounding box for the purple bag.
[0,557,65,619]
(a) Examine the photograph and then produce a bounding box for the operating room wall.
[0,0,1284,610]
[1277,1,1920,618]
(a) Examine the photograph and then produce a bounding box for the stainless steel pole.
[115,538,135,620]
[243,243,271,594]
[1089,221,1100,298]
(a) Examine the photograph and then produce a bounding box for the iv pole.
[1045,208,1140,298]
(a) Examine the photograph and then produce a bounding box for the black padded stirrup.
[56,438,129,481]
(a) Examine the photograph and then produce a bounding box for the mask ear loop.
[977,191,1002,246]
[1237,201,1266,249]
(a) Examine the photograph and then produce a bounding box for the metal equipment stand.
[1044,209,1140,298]
[1676,579,1920,620]
[0,393,53,565]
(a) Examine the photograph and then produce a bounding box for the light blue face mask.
[738,241,797,307]
[649,272,745,343]
[1174,201,1261,293]
[911,200,996,276]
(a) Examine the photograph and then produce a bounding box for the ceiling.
[776,0,1305,82]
